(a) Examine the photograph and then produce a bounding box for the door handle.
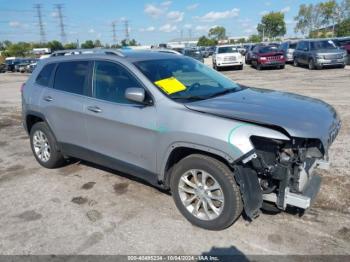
[43,96,53,102]
[87,106,102,113]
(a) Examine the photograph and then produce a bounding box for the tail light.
[20,83,25,93]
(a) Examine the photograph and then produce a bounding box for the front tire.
[293,58,299,67]
[308,59,315,70]
[170,154,243,230]
[30,122,66,168]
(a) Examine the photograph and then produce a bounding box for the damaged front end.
[234,135,336,219]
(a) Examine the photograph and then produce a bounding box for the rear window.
[36,63,56,87]
[53,61,89,95]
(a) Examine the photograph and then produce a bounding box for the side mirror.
[125,87,146,104]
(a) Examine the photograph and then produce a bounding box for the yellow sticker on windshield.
[154,77,186,95]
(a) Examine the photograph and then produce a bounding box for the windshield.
[259,46,280,53]
[310,40,337,50]
[134,57,241,102]
[218,46,238,54]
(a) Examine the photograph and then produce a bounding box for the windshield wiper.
[205,88,237,99]
[171,95,208,101]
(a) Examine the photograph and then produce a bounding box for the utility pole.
[112,22,117,46]
[55,4,67,43]
[34,4,46,43]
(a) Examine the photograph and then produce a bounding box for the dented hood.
[185,87,341,151]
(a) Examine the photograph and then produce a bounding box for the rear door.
[40,60,90,147]
[84,60,158,176]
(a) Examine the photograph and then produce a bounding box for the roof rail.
[50,48,125,57]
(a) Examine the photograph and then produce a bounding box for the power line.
[34,4,46,43]
[55,4,67,43]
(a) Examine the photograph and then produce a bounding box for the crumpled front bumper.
[262,159,325,210]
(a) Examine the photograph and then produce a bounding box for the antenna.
[55,4,67,43]
[34,4,46,43]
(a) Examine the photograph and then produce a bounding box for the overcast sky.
[0,0,323,45]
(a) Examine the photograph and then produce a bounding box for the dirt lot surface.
[0,63,349,255]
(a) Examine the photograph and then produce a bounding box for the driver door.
[84,60,158,177]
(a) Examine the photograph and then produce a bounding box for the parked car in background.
[0,63,6,73]
[212,45,244,70]
[182,48,204,63]
[26,62,38,73]
[293,39,347,70]
[199,47,210,58]
[5,57,23,72]
[22,49,341,230]
[280,40,298,63]
[245,44,256,64]
[250,45,285,70]
[207,46,215,56]
[333,37,350,65]
[151,49,182,55]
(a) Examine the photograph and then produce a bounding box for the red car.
[333,38,350,65]
[251,45,286,70]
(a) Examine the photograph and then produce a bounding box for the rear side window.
[36,63,55,87]
[53,61,89,95]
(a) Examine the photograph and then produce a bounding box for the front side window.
[93,61,142,104]
[134,57,241,102]
[53,61,89,95]
[36,63,56,87]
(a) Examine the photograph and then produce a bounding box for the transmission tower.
[124,20,129,42]
[55,4,67,43]
[112,22,117,45]
[34,4,46,43]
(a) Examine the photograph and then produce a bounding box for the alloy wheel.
[178,169,225,221]
[33,130,51,162]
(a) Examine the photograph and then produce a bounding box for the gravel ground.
[0,62,349,255]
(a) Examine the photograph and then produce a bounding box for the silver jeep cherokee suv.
[22,49,341,230]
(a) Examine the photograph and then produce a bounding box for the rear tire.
[170,154,243,230]
[30,122,66,169]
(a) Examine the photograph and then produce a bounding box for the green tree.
[197,36,217,46]
[294,4,323,37]
[2,42,31,57]
[247,34,262,43]
[81,40,95,49]
[257,12,286,40]
[319,0,340,36]
[336,18,350,36]
[47,40,64,51]
[94,40,103,47]
[64,42,78,49]
[208,26,226,40]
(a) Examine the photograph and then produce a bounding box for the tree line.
[0,39,139,58]
[197,0,349,46]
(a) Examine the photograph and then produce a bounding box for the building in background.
[167,37,198,49]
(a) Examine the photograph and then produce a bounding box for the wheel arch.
[160,143,235,189]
